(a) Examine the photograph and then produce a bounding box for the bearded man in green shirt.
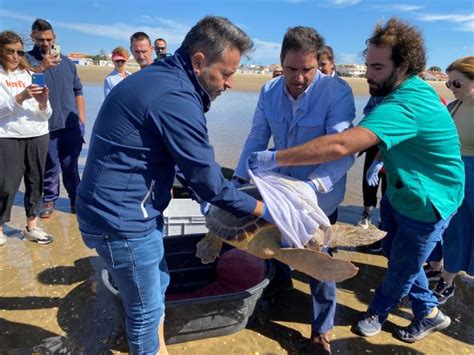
[248,17,464,343]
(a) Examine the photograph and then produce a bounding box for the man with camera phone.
[26,18,85,218]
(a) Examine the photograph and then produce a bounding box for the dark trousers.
[362,145,387,208]
[274,209,338,335]
[43,126,82,205]
[0,134,49,224]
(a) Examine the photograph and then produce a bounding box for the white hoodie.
[0,67,52,138]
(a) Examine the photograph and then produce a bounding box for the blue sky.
[1,0,473,70]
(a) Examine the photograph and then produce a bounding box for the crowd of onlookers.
[0,14,472,355]
[0,20,170,247]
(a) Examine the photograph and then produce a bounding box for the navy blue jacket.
[76,48,257,238]
[26,46,83,131]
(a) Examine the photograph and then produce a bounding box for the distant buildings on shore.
[66,52,449,80]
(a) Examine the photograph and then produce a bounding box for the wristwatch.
[232,176,249,185]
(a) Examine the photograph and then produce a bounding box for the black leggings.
[0,134,49,224]
[362,145,387,208]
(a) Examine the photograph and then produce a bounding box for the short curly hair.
[364,17,426,76]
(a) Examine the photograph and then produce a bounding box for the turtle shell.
[205,186,267,242]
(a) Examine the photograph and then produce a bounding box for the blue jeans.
[82,229,170,354]
[368,195,453,319]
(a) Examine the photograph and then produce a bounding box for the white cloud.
[247,38,281,64]
[337,52,363,65]
[0,9,35,22]
[418,13,474,32]
[0,9,190,48]
[373,4,423,12]
[328,0,361,6]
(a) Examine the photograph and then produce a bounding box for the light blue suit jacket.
[234,71,356,215]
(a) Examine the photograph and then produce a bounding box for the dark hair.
[364,17,426,76]
[446,56,474,80]
[154,38,167,45]
[317,45,334,63]
[0,31,28,71]
[31,18,54,32]
[181,16,253,64]
[280,26,325,64]
[130,32,151,46]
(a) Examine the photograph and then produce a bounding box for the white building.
[336,64,367,77]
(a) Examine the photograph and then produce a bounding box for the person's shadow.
[0,256,127,353]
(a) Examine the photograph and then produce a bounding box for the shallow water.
[1,88,472,353]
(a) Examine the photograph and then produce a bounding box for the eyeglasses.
[4,48,25,57]
[155,46,166,51]
[446,80,462,89]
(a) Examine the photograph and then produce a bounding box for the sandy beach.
[77,65,455,100]
[1,155,473,353]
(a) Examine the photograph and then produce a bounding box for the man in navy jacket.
[76,16,271,354]
[27,19,85,218]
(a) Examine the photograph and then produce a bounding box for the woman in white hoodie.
[0,31,53,245]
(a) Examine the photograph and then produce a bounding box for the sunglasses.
[114,60,126,63]
[4,48,25,57]
[155,46,166,51]
[446,80,462,89]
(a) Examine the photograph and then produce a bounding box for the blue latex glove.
[366,159,384,187]
[231,176,248,189]
[200,201,211,216]
[261,204,274,224]
[248,150,278,172]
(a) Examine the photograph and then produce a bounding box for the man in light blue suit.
[232,26,355,354]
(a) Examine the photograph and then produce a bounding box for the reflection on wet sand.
[1,162,473,353]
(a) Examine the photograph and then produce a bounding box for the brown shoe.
[40,201,55,218]
[310,332,331,355]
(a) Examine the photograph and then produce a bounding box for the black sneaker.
[396,309,451,343]
[433,278,455,305]
[423,264,443,282]
[367,240,382,253]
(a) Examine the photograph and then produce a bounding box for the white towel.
[248,169,332,249]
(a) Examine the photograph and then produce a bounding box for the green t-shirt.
[359,76,464,222]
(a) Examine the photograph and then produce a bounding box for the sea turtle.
[196,187,383,283]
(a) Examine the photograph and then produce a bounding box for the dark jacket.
[26,46,83,131]
[76,48,257,238]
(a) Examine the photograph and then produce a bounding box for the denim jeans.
[82,229,170,354]
[368,195,453,319]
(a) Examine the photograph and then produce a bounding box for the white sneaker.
[23,227,54,244]
[0,232,6,246]
[358,216,370,229]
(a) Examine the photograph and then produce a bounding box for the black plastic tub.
[102,233,274,344]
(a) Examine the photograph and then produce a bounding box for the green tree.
[428,66,442,72]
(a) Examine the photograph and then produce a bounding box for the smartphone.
[31,73,45,87]
[50,44,61,57]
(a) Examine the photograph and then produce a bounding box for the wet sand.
[1,157,472,353]
[77,65,455,100]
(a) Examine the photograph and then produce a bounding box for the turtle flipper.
[274,248,358,282]
[329,224,385,248]
[244,225,358,282]
[196,233,224,264]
